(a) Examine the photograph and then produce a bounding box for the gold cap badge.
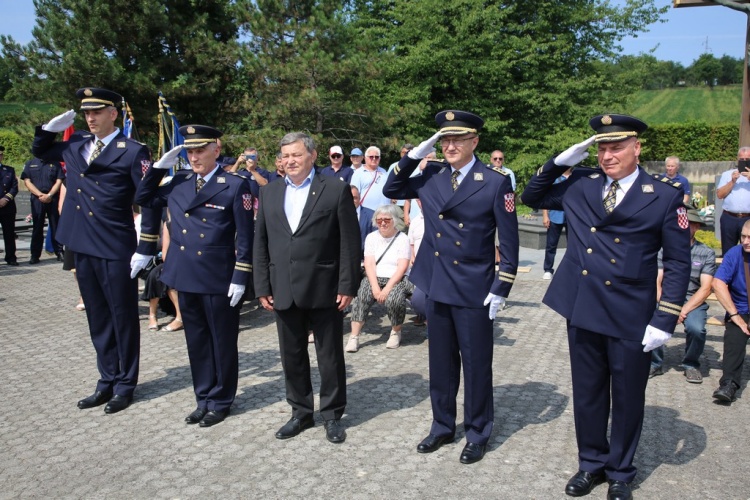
[84,88,93,96]
[186,126,195,134]
[601,115,612,125]
[446,111,455,121]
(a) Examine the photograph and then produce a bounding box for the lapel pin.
[474,172,483,181]
[642,184,654,193]
[117,141,126,148]
[589,173,600,179]
[217,177,226,183]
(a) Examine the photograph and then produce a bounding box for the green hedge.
[640,122,738,162]
[0,129,31,174]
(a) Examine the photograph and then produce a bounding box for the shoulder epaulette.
[488,165,508,176]
[653,174,682,189]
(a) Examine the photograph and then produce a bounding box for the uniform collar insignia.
[117,141,126,148]
[217,176,226,183]
[474,172,483,181]
[589,173,600,179]
[439,167,446,174]
[642,184,654,193]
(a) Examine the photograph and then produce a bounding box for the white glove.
[408,131,443,160]
[641,325,671,352]
[483,292,506,320]
[153,145,184,170]
[554,135,596,167]
[129,252,152,279]
[42,109,76,133]
[228,283,246,307]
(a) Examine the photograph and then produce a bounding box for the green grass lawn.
[626,85,741,125]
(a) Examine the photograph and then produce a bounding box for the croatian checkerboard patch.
[677,207,688,229]
[243,193,253,211]
[504,193,515,212]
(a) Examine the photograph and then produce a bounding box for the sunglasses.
[492,157,504,161]
[330,154,342,159]
[368,155,380,160]
[375,218,392,224]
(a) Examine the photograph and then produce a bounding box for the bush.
[695,229,720,250]
[0,129,31,174]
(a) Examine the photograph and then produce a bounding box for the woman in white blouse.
[345,204,411,353]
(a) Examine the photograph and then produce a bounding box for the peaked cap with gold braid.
[179,124,223,149]
[435,110,484,137]
[590,113,648,143]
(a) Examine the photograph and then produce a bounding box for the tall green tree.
[349,0,666,156]
[690,53,723,89]
[1,0,243,137]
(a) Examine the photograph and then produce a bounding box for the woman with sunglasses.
[346,204,411,352]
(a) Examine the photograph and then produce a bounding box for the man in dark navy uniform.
[20,156,65,263]
[0,146,19,266]
[136,125,254,427]
[521,114,691,500]
[32,88,161,413]
[383,110,519,465]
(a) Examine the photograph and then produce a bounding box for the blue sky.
[0,0,745,67]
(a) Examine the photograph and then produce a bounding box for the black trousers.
[0,208,16,263]
[720,315,750,388]
[29,196,62,259]
[274,304,346,421]
[720,211,750,256]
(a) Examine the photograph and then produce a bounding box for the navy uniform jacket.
[31,128,160,258]
[383,156,519,307]
[0,164,18,214]
[21,157,64,194]
[135,167,254,295]
[235,168,273,198]
[521,159,691,338]
[253,174,361,310]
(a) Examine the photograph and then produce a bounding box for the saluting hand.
[153,145,184,170]
[554,135,596,167]
[42,109,76,133]
[408,131,442,160]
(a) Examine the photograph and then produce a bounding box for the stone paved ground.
[1,236,749,499]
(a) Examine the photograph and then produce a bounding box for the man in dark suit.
[254,131,360,444]
[383,110,519,465]
[32,88,161,413]
[521,114,691,500]
[0,146,19,266]
[135,125,254,427]
[351,185,375,253]
[20,156,65,263]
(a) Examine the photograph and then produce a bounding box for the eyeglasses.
[330,154,342,159]
[440,136,476,147]
[492,157,504,161]
[375,218,392,224]
[368,155,380,160]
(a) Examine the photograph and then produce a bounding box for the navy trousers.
[426,299,494,445]
[568,326,651,483]
[179,291,240,412]
[75,253,140,397]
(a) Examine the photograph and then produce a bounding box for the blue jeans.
[543,222,566,273]
[651,302,708,369]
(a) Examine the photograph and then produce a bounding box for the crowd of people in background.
[4,87,750,500]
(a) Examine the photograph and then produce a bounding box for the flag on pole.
[122,101,138,140]
[157,92,188,171]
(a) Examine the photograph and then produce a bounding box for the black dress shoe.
[607,480,632,500]
[56,253,64,262]
[459,442,486,464]
[275,415,314,439]
[7,261,18,266]
[199,409,229,427]
[565,470,606,497]
[77,391,112,409]
[713,380,738,403]
[417,433,455,453]
[185,407,208,424]
[28,257,40,264]
[104,395,132,414]
[323,419,346,444]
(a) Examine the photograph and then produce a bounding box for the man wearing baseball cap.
[320,145,353,183]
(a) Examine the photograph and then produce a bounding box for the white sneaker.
[386,330,401,349]
[542,272,553,280]
[345,336,359,353]
[308,332,314,343]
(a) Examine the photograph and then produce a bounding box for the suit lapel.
[85,132,127,173]
[604,167,657,225]
[271,177,294,235]
[295,175,326,231]
[186,169,230,210]
[583,174,608,221]
[441,161,486,213]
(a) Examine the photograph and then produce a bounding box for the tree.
[718,55,743,85]
[690,53,723,89]
[1,0,243,140]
